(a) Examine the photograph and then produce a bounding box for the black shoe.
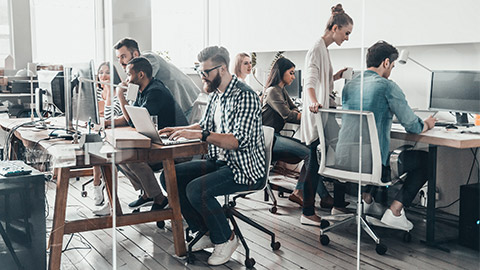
[128,196,154,208]
[150,198,169,211]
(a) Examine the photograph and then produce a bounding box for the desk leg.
[48,168,70,270]
[422,145,450,252]
[101,165,122,216]
[426,146,437,244]
[162,159,186,257]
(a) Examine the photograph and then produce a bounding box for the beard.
[204,72,222,93]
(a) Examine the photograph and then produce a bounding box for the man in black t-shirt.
[105,57,187,213]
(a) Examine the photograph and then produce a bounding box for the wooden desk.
[391,125,480,251]
[0,118,207,269]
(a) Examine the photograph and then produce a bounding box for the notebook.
[124,105,201,146]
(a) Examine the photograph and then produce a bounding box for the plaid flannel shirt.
[199,75,265,185]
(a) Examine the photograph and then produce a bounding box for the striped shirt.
[97,88,123,120]
[199,75,265,185]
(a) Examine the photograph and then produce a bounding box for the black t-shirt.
[128,78,188,129]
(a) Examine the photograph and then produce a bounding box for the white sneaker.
[323,207,354,221]
[207,234,239,266]
[363,199,384,216]
[189,234,214,252]
[380,208,413,231]
[93,182,105,206]
[92,202,111,216]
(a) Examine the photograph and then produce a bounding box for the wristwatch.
[201,129,211,141]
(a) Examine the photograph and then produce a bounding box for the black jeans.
[393,149,428,207]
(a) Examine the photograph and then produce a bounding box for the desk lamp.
[398,50,432,72]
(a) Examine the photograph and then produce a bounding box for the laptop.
[124,105,201,145]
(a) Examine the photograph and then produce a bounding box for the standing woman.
[300,4,353,225]
[92,62,121,215]
[233,53,252,82]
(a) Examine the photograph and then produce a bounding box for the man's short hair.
[197,46,230,68]
[127,57,152,79]
[114,38,140,55]
[366,41,399,68]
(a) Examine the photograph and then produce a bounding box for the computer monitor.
[285,70,302,98]
[70,60,100,125]
[38,70,65,114]
[429,70,480,125]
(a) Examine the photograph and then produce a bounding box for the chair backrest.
[315,108,385,186]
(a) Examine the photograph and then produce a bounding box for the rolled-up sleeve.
[387,81,424,134]
[232,91,262,150]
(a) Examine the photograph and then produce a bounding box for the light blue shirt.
[342,70,424,165]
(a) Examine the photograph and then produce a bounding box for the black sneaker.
[128,196,154,208]
[150,198,169,211]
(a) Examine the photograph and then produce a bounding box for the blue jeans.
[272,134,329,198]
[159,159,263,244]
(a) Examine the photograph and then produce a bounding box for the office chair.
[186,126,280,268]
[314,109,411,255]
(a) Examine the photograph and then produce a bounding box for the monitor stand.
[455,112,473,127]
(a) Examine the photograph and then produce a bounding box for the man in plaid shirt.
[159,46,265,266]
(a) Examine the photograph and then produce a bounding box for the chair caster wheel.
[269,206,277,214]
[320,234,330,246]
[320,219,330,229]
[271,241,281,250]
[132,208,140,213]
[278,191,285,198]
[376,243,387,255]
[186,253,196,264]
[245,257,256,268]
[229,201,236,207]
[81,191,87,197]
[156,221,165,229]
[402,232,412,243]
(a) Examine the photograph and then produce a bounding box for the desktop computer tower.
[459,183,479,250]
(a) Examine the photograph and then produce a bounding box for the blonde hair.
[234,53,250,77]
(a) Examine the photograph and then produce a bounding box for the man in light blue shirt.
[341,41,436,230]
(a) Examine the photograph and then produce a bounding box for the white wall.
[214,0,480,53]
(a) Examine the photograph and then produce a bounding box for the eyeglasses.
[196,64,222,77]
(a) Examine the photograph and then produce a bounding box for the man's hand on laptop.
[159,126,182,137]
[169,129,202,141]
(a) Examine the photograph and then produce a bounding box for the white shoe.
[189,234,214,252]
[363,199,384,216]
[207,234,239,266]
[93,182,105,206]
[323,207,354,221]
[93,202,111,216]
[380,209,413,231]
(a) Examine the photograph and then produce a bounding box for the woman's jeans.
[272,134,329,198]
[159,159,263,244]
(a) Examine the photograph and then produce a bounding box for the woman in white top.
[299,4,353,226]
[233,53,252,82]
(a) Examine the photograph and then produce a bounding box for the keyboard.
[0,160,32,177]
